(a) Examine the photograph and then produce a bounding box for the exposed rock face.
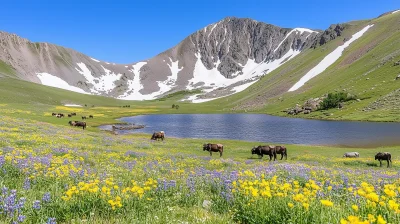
[0,17,323,101]
[311,24,345,48]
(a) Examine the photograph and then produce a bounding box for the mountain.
[0,17,321,101]
[0,10,399,117]
[213,10,400,122]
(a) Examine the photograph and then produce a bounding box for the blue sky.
[1,0,398,63]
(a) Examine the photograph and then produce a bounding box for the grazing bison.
[89,115,94,119]
[82,116,87,120]
[52,113,56,116]
[274,146,288,160]
[203,143,224,157]
[71,113,77,116]
[375,152,392,167]
[251,145,276,161]
[56,113,64,118]
[151,131,165,141]
[68,114,72,117]
[69,121,86,130]
[343,152,360,158]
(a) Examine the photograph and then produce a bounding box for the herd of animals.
[150,131,393,168]
[50,113,394,168]
[51,112,94,130]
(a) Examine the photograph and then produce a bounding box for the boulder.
[303,98,323,111]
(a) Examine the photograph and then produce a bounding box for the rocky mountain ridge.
[0,17,359,102]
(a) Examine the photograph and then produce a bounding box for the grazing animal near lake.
[343,152,360,158]
[69,121,86,130]
[56,113,64,118]
[82,116,87,120]
[151,131,165,141]
[52,113,56,116]
[251,145,276,161]
[89,115,94,119]
[203,143,224,157]
[71,113,77,116]
[375,152,392,167]
[274,145,288,160]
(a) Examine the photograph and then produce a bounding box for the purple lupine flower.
[23,178,31,190]
[42,192,51,203]
[32,200,41,210]
[17,215,26,222]
[47,217,57,224]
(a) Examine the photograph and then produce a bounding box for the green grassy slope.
[203,13,400,121]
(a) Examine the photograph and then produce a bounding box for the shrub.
[319,92,355,110]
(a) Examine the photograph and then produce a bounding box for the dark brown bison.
[151,131,165,141]
[69,121,86,130]
[203,143,224,157]
[251,145,276,161]
[68,114,72,117]
[56,113,64,118]
[82,116,87,120]
[274,146,288,160]
[375,152,392,167]
[71,113,77,116]
[89,115,94,119]
[52,113,56,116]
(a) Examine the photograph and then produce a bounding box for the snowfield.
[392,10,400,14]
[75,63,122,93]
[36,73,88,94]
[288,24,374,92]
[64,104,83,107]
[274,28,317,52]
[188,80,258,103]
[118,62,151,100]
[185,39,303,102]
[90,58,100,62]
[119,59,184,101]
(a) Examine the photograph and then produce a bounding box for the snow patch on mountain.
[288,24,374,92]
[118,62,153,100]
[189,80,257,103]
[36,73,88,94]
[274,28,317,52]
[75,63,122,93]
[392,10,400,14]
[186,42,302,100]
[90,58,100,62]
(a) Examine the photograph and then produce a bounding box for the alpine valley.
[0,10,399,121]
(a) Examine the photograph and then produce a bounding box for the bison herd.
[150,133,392,168]
[51,112,94,130]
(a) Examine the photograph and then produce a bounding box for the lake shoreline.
[98,114,400,148]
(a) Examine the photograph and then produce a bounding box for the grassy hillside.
[204,12,400,122]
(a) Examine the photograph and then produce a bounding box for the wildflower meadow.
[0,114,399,223]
